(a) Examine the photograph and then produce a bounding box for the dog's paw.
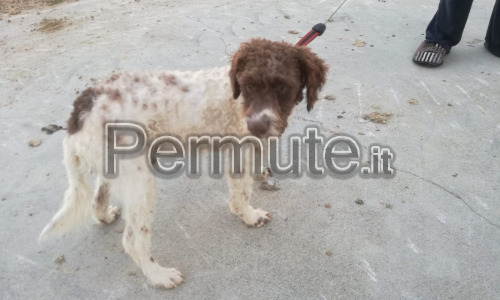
[242,208,271,227]
[107,205,121,222]
[147,266,185,289]
[99,205,120,224]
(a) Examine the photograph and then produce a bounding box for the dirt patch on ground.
[362,111,393,124]
[41,124,65,134]
[408,98,419,105]
[353,39,366,47]
[54,255,65,265]
[324,94,336,101]
[1,0,74,15]
[37,17,69,33]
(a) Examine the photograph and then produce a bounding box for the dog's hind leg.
[119,164,184,289]
[91,176,120,224]
[40,137,92,240]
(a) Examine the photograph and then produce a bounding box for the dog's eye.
[246,85,254,91]
[277,84,285,92]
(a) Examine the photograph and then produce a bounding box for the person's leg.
[414,0,474,67]
[484,0,500,57]
[425,0,474,52]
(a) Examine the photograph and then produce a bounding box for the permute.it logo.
[104,122,395,179]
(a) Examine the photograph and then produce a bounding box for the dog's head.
[229,38,328,137]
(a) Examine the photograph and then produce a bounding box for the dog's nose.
[246,114,271,137]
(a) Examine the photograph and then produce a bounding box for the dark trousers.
[425,0,500,57]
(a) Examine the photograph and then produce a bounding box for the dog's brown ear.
[229,49,243,100]
[296,47,328,111]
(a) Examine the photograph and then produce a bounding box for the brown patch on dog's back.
[160,74,177,86]
[106,74,120,83]
[67,87,100,134]
[108,89,121,102]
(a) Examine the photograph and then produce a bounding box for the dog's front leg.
[253,138,279,191]
[119,168,184,289]
[226,152,271,227]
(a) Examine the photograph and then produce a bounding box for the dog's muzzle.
[246,113,271,137]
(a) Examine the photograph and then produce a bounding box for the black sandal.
[413,41,448,67]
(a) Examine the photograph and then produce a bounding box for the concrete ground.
[1,0,499,299]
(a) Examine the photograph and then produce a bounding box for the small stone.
[29,139,42,147]
[324,203,331,209]
[325,250,332,256]
[385,204,393,209]
[355,199,364,205]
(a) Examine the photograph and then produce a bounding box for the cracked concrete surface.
[0,0,499,299]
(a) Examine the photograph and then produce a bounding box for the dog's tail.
[39,136,93,241]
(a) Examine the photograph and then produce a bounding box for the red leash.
[294,0,349,47]
[295,23,326,47]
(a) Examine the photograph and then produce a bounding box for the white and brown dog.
[40,39,328,289]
